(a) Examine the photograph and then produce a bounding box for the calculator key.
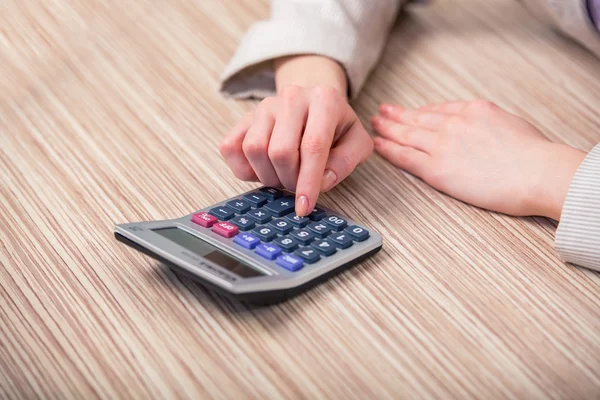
[290,229,316,245]
[229,215,255,231]
[273,236,299,252]
[251,226,277,242]
[259,187,283,200]
[226,199,252,214]
[345,225,370,242]
[328,232,354,249]
[308,207,326,221]
[323,215,348,231]
[285,213,310,228]
[243,192,268,207]
[191,212,217,228]
[276,254,304,272]
[269,219,293,234]
[294,248,321,264]
[311,239,337,256]
[255,243,282,260]
[306,221,332,238]
[209,206,236,221]
[212,221,239,238]
[264,196,295,217]
[246,208,272,224]
[234,233,260,249]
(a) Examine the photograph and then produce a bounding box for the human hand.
[372,100,587,220]
[219,85,373,216]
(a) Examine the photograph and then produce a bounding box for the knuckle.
[257,96,277,114]
[282,84,303,102]
[268,144,294,164]
[219,137,235,157]
[233,167,257,182]
[242,139,268,157]
[312,86,342,111]
[301,137,328,155]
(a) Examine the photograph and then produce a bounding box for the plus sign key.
[265,196,295,217]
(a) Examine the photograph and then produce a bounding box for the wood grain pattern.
[1,0,600,398]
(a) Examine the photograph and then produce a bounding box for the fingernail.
[320,169,338,192]
[372,115,384,126]
[379,104,396,115]
[296,195,309,216]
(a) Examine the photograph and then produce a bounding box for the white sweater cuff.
[555,143,600,271]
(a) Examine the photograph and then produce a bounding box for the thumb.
[320,123,374,192]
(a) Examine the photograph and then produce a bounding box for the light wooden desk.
[1,0,599,398]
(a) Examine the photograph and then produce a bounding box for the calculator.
[114,187,382,304]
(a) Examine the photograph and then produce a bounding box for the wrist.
[527,143,587,220]
[273,55,348,97]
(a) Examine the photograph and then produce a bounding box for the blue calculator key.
[259,187,283,200]
[323,215,348,231]
[345,225,370,242]
[252,226,277,242]
[255,243,282,260]
[311,239,337,256]
[243,192,268,207]
[308,207,326,221]
[290,229,316,245]
[229,215,255,231]
[294,247,321,264]
[209,206,236,221]
[234,233,260,249]
[264,196,295,217]
[306,221,332,238]
[285,213,310,227]
[328,232,354,249]
[226,199,252,214]
[246,208,272,224]
[269,219,293,234]
[276,254,304,272]
[273,236,299,252]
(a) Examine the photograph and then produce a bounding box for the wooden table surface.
[2,0,600,398]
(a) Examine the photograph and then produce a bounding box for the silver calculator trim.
[115,188,383,294]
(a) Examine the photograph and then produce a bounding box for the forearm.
[274,55,348,95]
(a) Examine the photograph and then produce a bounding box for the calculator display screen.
[153,227,264,278]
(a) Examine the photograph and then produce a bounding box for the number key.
[290,229,315,245]
[311,239,337,256]
[345,225,370,242]
[251,226,277,242]
[307,221,332,238]
[273,236,299,252]
[308,207,326,221]
[285,213,310,227]
[328,232,354,249]
[269,219,293,234]
[294,247,321,264]
[323,215,348,231]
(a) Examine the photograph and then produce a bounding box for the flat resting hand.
[372,100,587,220]
[219,85,373,216]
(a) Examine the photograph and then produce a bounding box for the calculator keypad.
[191,189,372,273]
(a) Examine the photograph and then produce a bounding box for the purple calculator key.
[255,243,282,260]
[233,233,260,249]
[276,254,304,271]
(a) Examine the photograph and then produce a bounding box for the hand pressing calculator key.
[114,187,382,304]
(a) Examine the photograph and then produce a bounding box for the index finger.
[294,87,344,216]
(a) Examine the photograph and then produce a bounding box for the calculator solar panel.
[114,187,382,304]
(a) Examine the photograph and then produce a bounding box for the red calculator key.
[192,212,217,227]
[212,221,239,238]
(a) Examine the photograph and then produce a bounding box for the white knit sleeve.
[555,144,600,272]
[219,0,404,99]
